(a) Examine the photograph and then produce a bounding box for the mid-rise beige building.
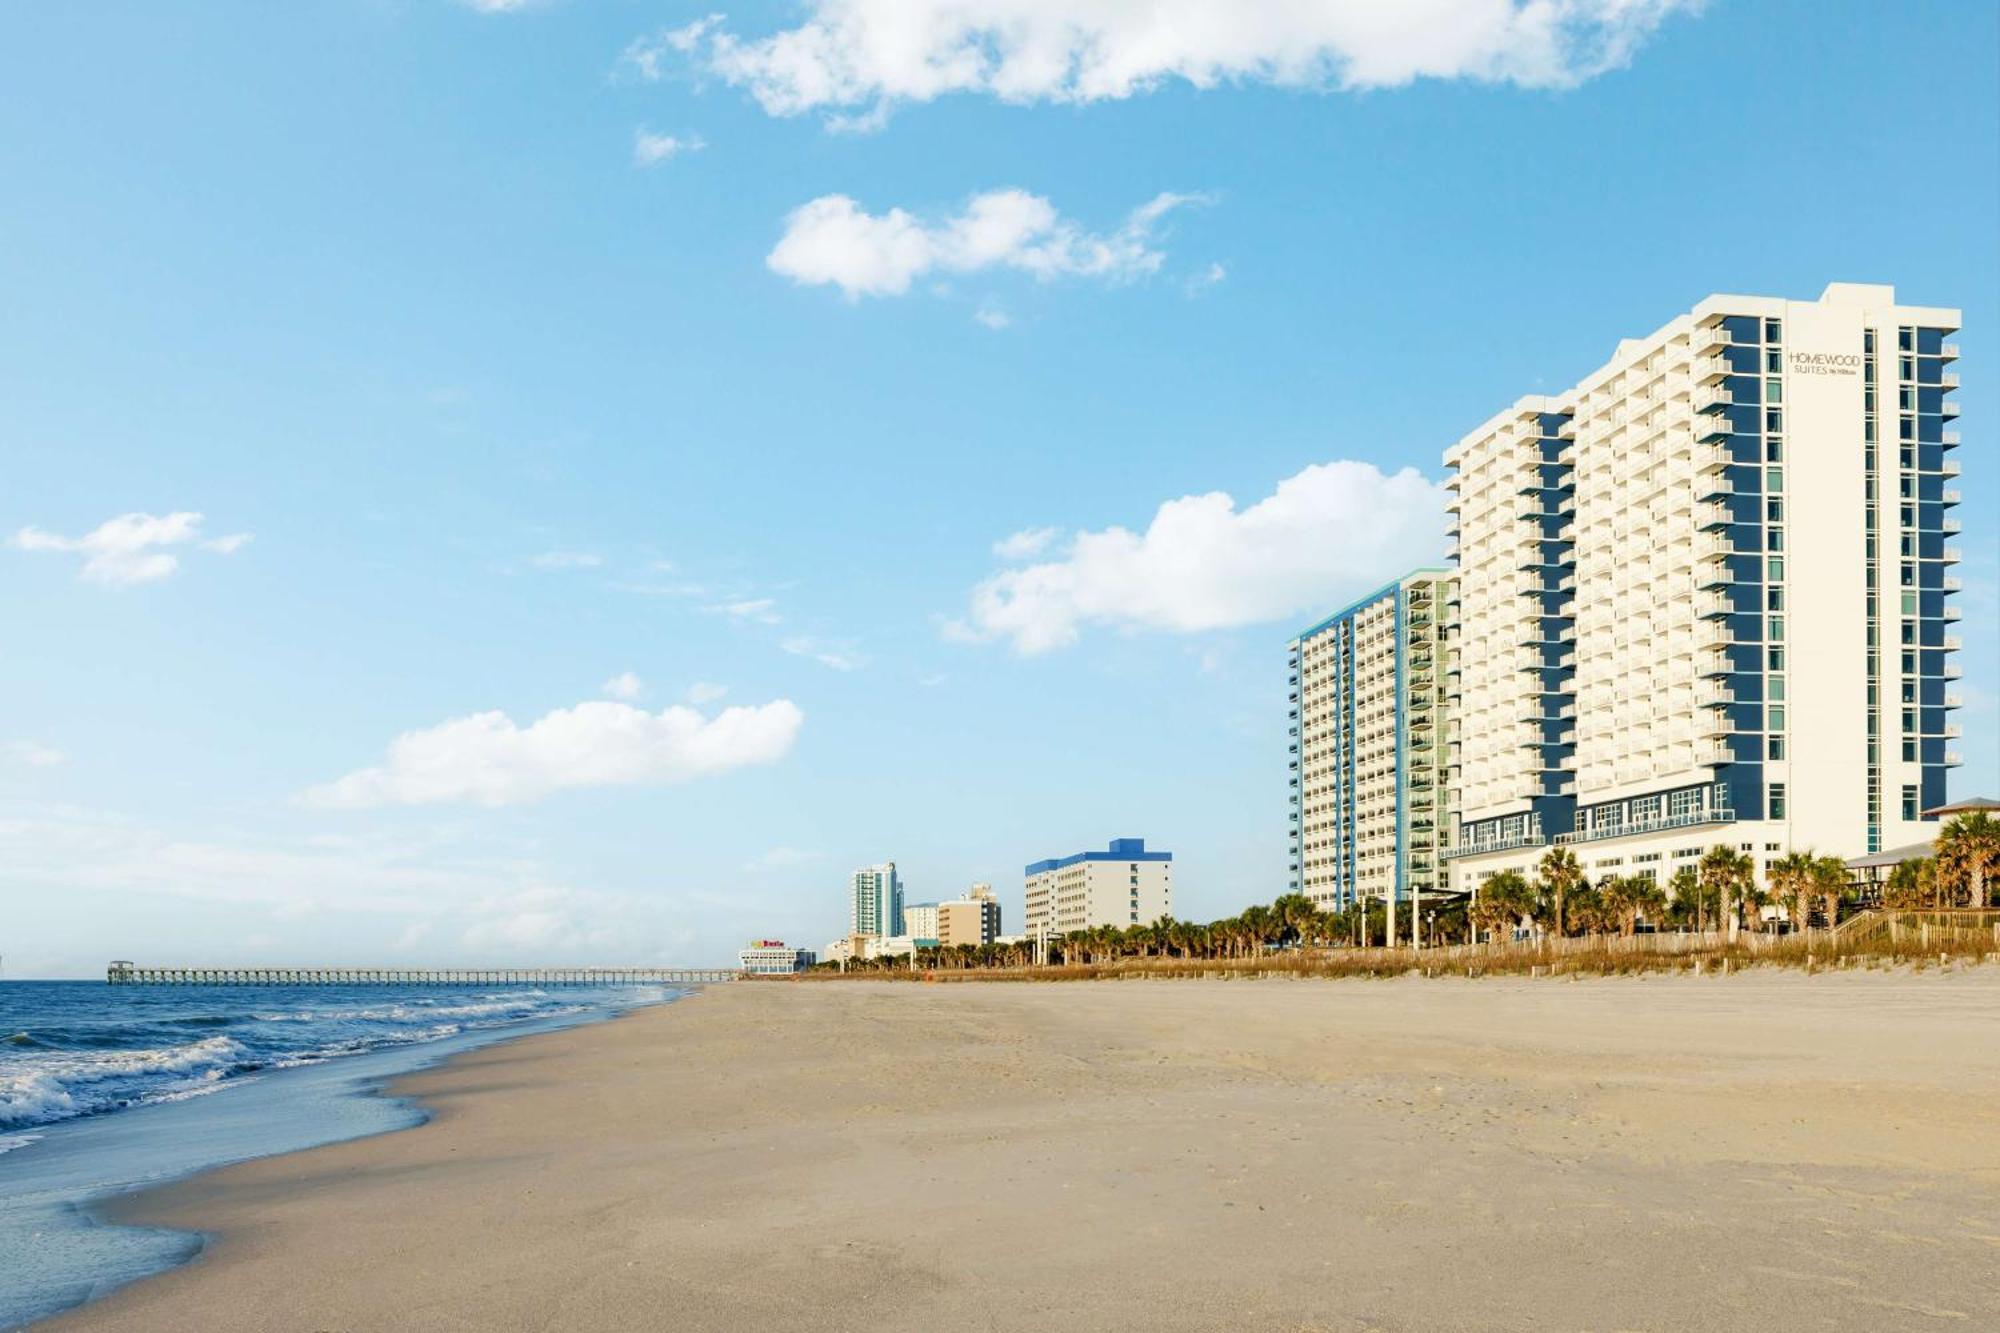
[937,884,1001,947]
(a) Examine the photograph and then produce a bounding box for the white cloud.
[767,188,1202,300]
[675,0,1698,121]
[709,597,782,624]
[742,846,822,872]
[11,511,251,586]
[4,741,65,768]
[459,0,537,12]
[951,460,1445,654]
[1185,261,1227,295]
[993,526,1058,559]
[601,671,645,701]
[634,128,705,166]
[529,550,603,570]
[684,681,729,704]
[305,698,804,809]
[622,15,722,80]
[973,304,1011,330]
[781,636,865,671]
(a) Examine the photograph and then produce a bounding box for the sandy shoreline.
[46,972,2000,1331]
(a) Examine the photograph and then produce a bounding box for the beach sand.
[50,971,2000,1332]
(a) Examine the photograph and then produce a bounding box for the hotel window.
[1770,783,1787,819]
[1766,437,1783,461]
[1765,348,1782,372]
[1902,786,1919,821]
[1767,556,1784,581]
[1765,378,1782,403]
[1903,739,1917,762]
[1766,409,1783,432]
[1768,616,1784,641]
[1766,498,1784,523]
[1766,467,1783,492]
[1768,735,1785,760]
[1765,319,1783,342]
[1770,677,1785,702]
[1768,706,1785,731]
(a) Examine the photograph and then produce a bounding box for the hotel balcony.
[1693,532,1733,563]
[1696,501,1732,533]
[1944,635,1963,651]
[1942,342,1960,360]
[1694,355,1731,385]
[1946,751,1965,767]
[1693,444,1731,475]
[1945,663,1963,679]
[1944,605,1962,622]
[1943,546,1963,564]
[1695,416,1732,443]
[1944,575,1962,591]
[1696,745,1733,767]
[1941,371,1960,388]
[1693,322,1732,353]
[1691,385,1732,415]
[1696,473,1734,501]
[1943,400,1960,417]
[1946,693,1964,709]
[1697,684,1735,709]
[1942,489,1962,505]
[1695,592,1733,619]
[1697,653,1733,678]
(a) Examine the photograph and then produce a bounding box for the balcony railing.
[1551,807,1735,847]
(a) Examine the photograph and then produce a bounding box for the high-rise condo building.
[1024,839,1172,936]
[1445,283,1963,891]
[937,883,1002,947]
[1287,570,1456,913]
[848,862,904,939]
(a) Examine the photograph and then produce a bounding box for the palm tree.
[1538,846,1583,939]
[1471,871,1530,943]
[1935,812,1999,909]
[1699,845,1754,939]
[1884,856,1935,909]
[1766,851,1816,933]
[1665,864,1707,931]
[1809,854,1849,930]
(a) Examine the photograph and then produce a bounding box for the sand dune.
[52,971,2000,1331]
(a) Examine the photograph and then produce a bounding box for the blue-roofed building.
[1023,838,1172,936]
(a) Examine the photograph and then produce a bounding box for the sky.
[1,0,1994,976]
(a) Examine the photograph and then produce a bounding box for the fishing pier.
[106,961,740,986]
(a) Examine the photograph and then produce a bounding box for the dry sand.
[50,971,2000,1332]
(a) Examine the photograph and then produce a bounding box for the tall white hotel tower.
[1445,284,1963,891]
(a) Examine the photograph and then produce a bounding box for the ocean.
[0,980,677,1328]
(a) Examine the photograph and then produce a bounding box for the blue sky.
[2,0,1994,975]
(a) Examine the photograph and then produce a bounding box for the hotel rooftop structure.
[1287,569,1455,913]
[1445,283,1963,889]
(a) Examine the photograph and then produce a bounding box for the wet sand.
[49,971,2000,1331]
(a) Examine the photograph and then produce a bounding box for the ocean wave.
[0,1035,250,1131]
[0,984,647,1133]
